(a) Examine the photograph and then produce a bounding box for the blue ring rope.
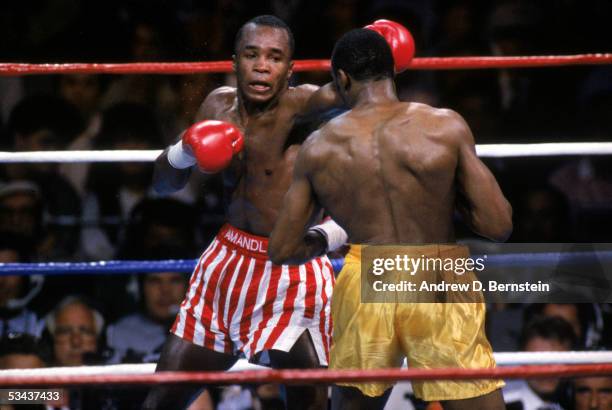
[1,250,612,276]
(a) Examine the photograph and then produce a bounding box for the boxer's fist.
[364,19,415,73]
[183,120,244,173]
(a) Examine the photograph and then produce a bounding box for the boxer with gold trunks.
[269,28,512,409]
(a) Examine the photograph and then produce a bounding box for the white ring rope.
[0,352,609,379]
[475,142,612,158]
[493,351,612,365]
[0,142,611,163]
[0,150,160,163]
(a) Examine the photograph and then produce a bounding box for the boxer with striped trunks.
[172,223,334,366]
[142,14,346,410]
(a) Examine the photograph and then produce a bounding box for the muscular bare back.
[199,84,320,236]
[300,101,510,244]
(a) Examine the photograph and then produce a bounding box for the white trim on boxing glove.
[309,219,348,252]
[167,140,196,169]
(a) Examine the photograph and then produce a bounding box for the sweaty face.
[234,24,293,104]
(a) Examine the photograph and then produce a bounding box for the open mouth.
[248,81,272,93]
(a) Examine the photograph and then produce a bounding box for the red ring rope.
[1,54,611,75]
[1,364,610,387]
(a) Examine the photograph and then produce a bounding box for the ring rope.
[0,364,610,387]
[1,352,610,381]
[0,260,198,276]
[0,150,161,163]
[1,54,611,76]
[1,142,612,164]
[1,51,609,391]
[2,250,611,276]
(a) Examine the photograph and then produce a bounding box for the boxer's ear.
[287,61,294,79]
[232,54,237,72]
[337,69,350,92]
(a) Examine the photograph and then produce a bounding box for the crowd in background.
[0,1,611,409]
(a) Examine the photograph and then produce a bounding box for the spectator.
[80,102,165,260]
[512,185,573,242]
[0,335,69,410]
[4,94,83,189]
[43,296,123,409]
[525,303,605,349]
[549,156,612,242]
[433,0,481,54]
[485,303,523,352]
[58,74,104,125]
[118,197,202,260]
[0,181,95,316]
[44,296,106,367]
[106,247,213,410]
[0,181,44,252]
[0,234,41,338]
[4,95,83,261]
[106,265,188,363]
[91,198,202,322]
[0,334,55,409]
[58,74,106,197]
[101,18,178,118]
[0,333,46,369]
[573,376,612,410]
[503,316,576,409]
[484,1,578,139]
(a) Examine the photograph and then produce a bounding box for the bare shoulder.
[293,84,320,98]
[204,86,236,107]
[300,128,325,157]
[196,86,236,120]
[295,128,330,170]
[406,102,462,122]
[407,103,473,146]
[286,84,320,107]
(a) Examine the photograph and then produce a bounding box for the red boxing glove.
[364,19,415,73]
[182,120,244,173]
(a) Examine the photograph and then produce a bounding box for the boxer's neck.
[237,89,282,120]
[352,79,398,108]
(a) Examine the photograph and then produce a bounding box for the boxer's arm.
[269,145,326,265]
[452,112,513,241]
[153,87,232,194]
[303,83,343,113]
[153,143,192,194]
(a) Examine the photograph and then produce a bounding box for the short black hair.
[519,316,577,350]
[523,303,593,343]
[7,95,84,148]
[97,102,163,148]
[234,15,294,58]
[0,333,47,365]
[332,28,394,82]
[118,198,200,259]
[0,233,32,262]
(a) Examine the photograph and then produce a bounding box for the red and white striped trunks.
[172,224,335,365]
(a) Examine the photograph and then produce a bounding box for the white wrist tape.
[309,219,348,252]
[167,140,196,169]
